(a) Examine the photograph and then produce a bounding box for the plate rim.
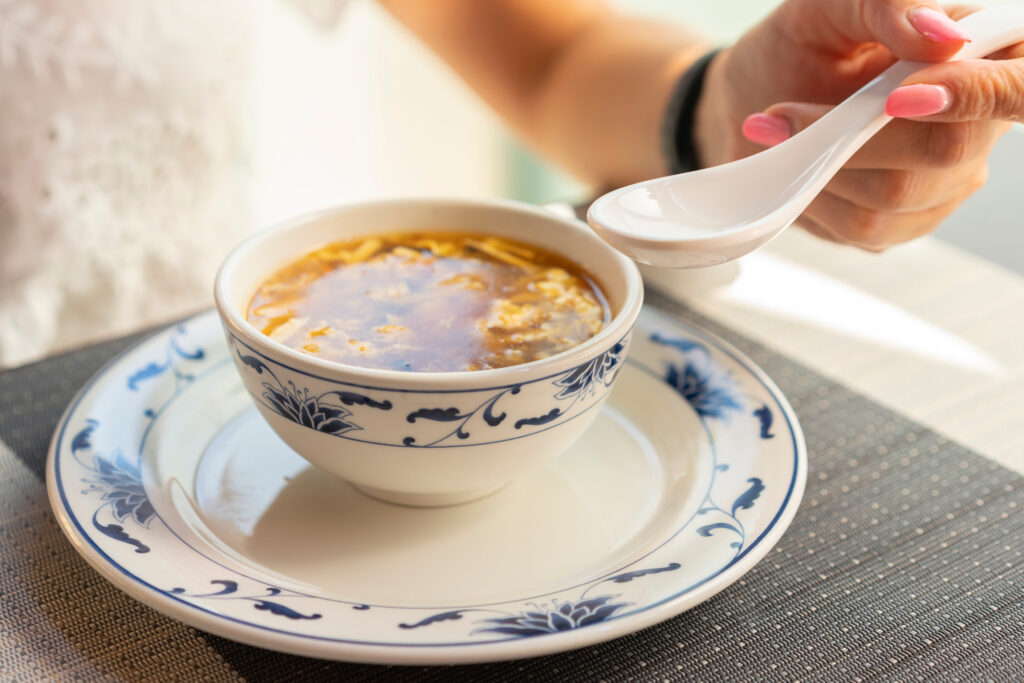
[46,308,807,665]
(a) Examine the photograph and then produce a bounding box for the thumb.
[741,103,832,147]
[789,0,971,61]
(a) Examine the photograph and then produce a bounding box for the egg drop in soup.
[246,232,612,372]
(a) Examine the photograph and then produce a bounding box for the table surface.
[2,230,1023,681]
[654,228,1024,476]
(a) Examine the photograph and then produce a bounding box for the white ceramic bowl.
[214,198,644,506]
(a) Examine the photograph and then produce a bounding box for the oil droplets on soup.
[246,232,612,372]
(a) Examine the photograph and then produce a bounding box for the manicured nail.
[908,7,972,43]
[885,84,952,117]
[742,113,791,146]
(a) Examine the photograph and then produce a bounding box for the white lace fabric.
[0,1,255,367]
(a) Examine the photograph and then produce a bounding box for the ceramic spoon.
[588,6,1024,268]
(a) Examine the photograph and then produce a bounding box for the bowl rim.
[214,197,644,388]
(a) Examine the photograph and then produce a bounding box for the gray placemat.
[1,298,1022,682]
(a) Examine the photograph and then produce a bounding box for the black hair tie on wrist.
[661,48,722,174]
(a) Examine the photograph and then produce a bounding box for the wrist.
[662,48,722,173]
[692,46,738,169]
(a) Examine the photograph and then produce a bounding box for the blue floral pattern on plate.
[48,308,805,662]
[473,596,630,637]
[170,581,322,621]
[66,326,207,555]
[397,562,683,639]
[74,419,155,554]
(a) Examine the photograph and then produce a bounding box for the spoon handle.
[947,6,1024,60]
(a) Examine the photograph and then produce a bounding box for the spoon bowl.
[588,6,1024,268]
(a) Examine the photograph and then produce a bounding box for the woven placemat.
[1,297,1022,682]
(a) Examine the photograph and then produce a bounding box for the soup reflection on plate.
[246,232,612,372]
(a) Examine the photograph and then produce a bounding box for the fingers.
[825,164,988,214]
[800,176,985,251]
[794,214,847,246]
[886,58,1024,122]
[788,0,969,61]
[741,112,792,147]
[742,98,994,251]
[884,41,1024,122]
[744,102,1003,170]
[802,193,958,251]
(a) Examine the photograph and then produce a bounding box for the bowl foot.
[351,482,507,508]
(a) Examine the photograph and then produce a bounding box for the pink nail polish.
[885,84,952,117]
[908,7,972,43]
[742,113,791,146]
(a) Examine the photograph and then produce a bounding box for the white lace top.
[0,1,344,367]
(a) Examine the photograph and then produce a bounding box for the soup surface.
[246,232,611,372]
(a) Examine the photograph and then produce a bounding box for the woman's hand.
[383,0,1020,251]
[696,0,1020,251]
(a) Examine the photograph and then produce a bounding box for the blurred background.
[253,0,1024,274]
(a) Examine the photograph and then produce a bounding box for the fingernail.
[908,7,972,43]
[742,113,791,146]
[885,84,952,117]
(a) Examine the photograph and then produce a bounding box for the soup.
[246,232,612,372]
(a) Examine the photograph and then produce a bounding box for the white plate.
[48,308,805,665]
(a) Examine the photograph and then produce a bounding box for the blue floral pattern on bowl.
[228,333,629,449]
[238,350,393,437]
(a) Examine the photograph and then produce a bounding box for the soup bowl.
[214,198,644,506]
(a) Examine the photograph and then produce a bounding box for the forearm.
[380,0,708,188]
[531,18,709,187]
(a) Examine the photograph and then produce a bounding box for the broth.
[246,232,612,372]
